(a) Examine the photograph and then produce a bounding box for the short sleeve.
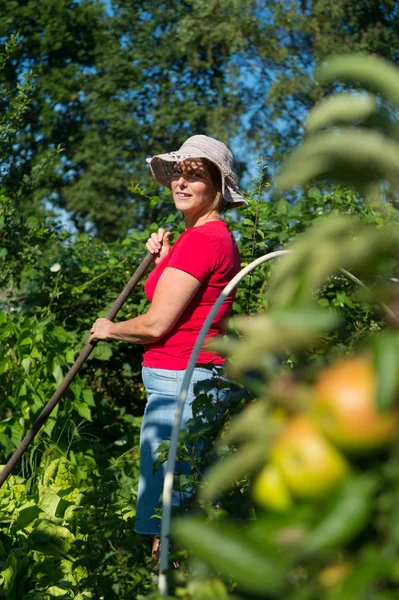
[167,229,217,282]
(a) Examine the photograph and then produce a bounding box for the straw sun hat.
[146,135,247,207]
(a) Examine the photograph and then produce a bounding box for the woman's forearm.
[108,313,164,344]
[89,313,166,345]
[90,266,201,346]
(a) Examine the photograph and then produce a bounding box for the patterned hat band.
[146,135,247,207]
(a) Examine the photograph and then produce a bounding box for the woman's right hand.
[146,228,171,265]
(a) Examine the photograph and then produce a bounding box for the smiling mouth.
[176,192,192,198]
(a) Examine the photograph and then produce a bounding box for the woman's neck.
[184,210,222,229]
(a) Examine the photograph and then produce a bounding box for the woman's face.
[170,158,218,218]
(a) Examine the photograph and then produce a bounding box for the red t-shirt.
[142,220,241,369]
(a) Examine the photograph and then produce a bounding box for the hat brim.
[146,153,247,207]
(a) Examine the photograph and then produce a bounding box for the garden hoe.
[0,252,154,489]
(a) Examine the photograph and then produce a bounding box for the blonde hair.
[203,159,230,214]
[211,191,229,214]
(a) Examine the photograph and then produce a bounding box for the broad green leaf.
[276,129,399,191]
[327,549,395,600]
[89,343,113,361]
[268,215,397,309]
[0,432,15,455]
[9,420,23,447]
[0,359,9,375]
[43,417,57,438]
[82,388,95,407]
[21,357,31,373]
[173,517,287,594]
[52,361,63,385]
[308,186,321,200]
[15,501,41,530]
[317,53,399,108]
[213,307,340,377]
[47,586,70,597]
[306,93,377,134]
[276,198,290,215]
[74,400,92,421]
[304,475,375,554]
[201,442,267,502]
[371,331,399,412]
[0,552,17,595]
[65,349,76,364]
[43,458,76,490]
[38,487,66,517]
[28,519,75,557]
[26,216,38,229]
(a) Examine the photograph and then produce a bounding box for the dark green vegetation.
[1,0,398,238]
[3,2,399,598]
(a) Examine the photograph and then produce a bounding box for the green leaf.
[0,552,17,595]
[0,359,9,375]
[330,549,395,599]
[304,475,375,554]
[26,216,38,229]
[308,187,321,200]
[38,488,63,517]
[43,417,57,438]
[52,361,63,385]
[371,331,399,412]
[89,343,113,361]
[21,357,31,373]
[65,349,76,364]
[82,388,95,407]
[271,306,339,332]
[268,215,397,309]
[276,129,399,191]
[28,519,75,557]
[306,93,377,134]
[201,443,267,502]
[74,400,92,421]
[15,501,41,530]
[316,53,399,108]
[47,586,70,597]
[173,517,287,594]
[276,198,290,215]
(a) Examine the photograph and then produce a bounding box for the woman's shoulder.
[174,221,237,256]
[182,221,231,239]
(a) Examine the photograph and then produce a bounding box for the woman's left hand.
[89,318,114,343]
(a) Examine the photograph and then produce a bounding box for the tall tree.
[1,0,398,239]
[241,0,399,161]
[0,0,259,240]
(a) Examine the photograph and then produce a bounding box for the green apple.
[270,416,348,499]
[252,464,292,512]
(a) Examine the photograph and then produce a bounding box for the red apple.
[312,357,399,453]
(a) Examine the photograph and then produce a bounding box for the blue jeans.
[134,366,226,535]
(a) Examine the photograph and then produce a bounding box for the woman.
[89,134,247,563]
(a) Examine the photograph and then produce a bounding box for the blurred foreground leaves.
[173,53,399,600]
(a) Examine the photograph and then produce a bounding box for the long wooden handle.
[0,252,154,488]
